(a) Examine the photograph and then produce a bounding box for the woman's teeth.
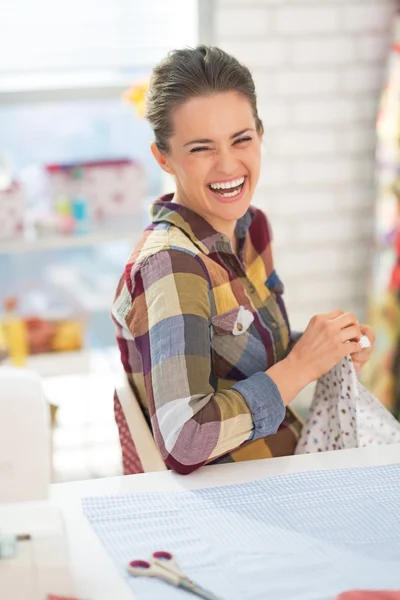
[209,177,245,197]
[216,186,242,197]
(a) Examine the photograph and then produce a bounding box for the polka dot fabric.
[295,355,400,454]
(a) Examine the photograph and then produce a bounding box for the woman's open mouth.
[207,176,246,202]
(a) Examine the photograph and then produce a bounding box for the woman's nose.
[215,147,238,174]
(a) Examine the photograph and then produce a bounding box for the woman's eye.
[190,146,210,153]
[234,137,252,146]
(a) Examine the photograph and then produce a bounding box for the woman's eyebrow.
[183,128,255,147]
[184,137,213,147]
[230,128,255,139]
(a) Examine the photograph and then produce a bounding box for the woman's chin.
[206,183,252,219]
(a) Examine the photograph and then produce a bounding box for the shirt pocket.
[211,305,254,336]
[211,306,268,380]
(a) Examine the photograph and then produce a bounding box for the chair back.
[115,375,167,472]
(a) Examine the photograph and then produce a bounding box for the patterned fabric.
[296,352,400,455]
[112,194,302,474]
[362,11,400,419]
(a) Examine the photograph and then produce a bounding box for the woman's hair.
[145,45,263,154]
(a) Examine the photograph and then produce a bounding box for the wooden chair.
[115,375,167,472]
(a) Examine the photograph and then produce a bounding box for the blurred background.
[1,0,399,482]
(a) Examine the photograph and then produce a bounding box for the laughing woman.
[112,46,373,475]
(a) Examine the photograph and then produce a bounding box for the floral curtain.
[362,8,400,420]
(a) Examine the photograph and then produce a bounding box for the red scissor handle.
[152,551,174,561]
[129,559,151,569]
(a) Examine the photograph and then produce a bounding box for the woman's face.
[152,91,262,236]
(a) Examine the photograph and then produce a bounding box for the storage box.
[45,159,146,225]
[0,182,25,241]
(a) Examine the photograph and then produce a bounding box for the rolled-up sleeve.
[232,372,285,440]
[126,249,285,474]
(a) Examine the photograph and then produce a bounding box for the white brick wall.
[343,3,395,32]
[273,6,340,34]
[291,98,358,125]
[273,130,337,157]
[274,70,338,96]
[289,36,357,66]
[214,0,395,332]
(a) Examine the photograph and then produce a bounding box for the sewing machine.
[0,367,75,600]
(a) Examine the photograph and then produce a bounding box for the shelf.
[0,69,148,104]
[4,349,91,377]
[3,346,123,379]
[0,229,140,254]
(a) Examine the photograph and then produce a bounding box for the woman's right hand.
[288,309,362,384]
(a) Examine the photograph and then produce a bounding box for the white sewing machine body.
[0,367,75,599]
[0,367,50,503]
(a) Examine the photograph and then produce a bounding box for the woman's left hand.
[350,323,376,372]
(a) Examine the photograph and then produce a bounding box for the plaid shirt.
[112,194,302,474]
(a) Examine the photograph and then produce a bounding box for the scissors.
[127,550,224,600]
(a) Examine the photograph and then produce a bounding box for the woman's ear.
[258,120,264,142]
[150,143,175,175]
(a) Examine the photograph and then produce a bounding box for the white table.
[2,445,400,600]
[49,444,400,600]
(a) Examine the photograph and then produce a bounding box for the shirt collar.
[150,193,254,255]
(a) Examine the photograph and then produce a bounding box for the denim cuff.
[232,371,285,440]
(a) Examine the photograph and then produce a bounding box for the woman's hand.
[350,323,375,372]
[288,309,362,384]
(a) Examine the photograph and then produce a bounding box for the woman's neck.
[172,191,237,247]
